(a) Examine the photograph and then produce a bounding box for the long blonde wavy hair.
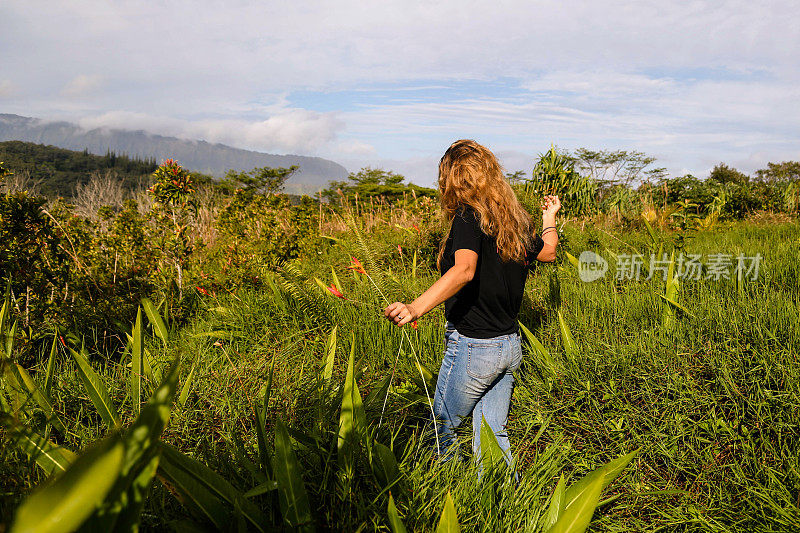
[437,139,533,266]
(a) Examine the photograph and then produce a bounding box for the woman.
[383,139,561,467]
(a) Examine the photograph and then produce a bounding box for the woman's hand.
[541,195,562,218]
[383,301,419,326]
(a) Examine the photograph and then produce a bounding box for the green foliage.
[322,167,436,203]
[0,141,157,198]
[526,146,598,217]
[221,165,298,195]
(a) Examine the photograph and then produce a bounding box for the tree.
[708,163,749,185]
[321,167,436,203]
[754,161,800,183]
[221,165,299,195]
[573,148,665,186]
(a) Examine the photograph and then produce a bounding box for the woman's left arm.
[383,248,478,327]
[536,195,561,262]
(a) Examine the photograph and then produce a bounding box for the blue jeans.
[431,323,522,467]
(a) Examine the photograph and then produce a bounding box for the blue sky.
[2,1,799,185]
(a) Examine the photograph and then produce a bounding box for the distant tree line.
[0,141,159,197]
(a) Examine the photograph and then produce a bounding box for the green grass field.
[2,217,799,531]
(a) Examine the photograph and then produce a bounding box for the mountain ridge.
[0,113,348,192]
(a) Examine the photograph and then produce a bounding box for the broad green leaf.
[14,363,65,432]
[370,440,401,492]
[88,360,180,531]
[563,449,639,514]
[273,418,313,530]
[322,325,337,384]
[363,373,392,412]
[244,480,278,498]
[44,332,58,397]
[330,266,343,292]
[131,307,144,415]
[11,435,125,533]
[548,468,604,533]
[313,277,328,293]
[179,351,200,407]
[141,297,169,346]
[157,443,268,532]
[557,310,578,359]
[564,251,580,269]
[338,337,366,488]
[435,492,460,533]
[541,474,565,532]
[69,347,119,428]
[5,319,17,358]
[0,414,76,476]
[255,357,275,479]
[658,294,694,317]
[479,416,508,472]
[387,493,408,533]
[519,321,557,378]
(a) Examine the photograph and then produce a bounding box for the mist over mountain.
[0,114,348,192]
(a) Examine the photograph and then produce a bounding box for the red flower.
[397,245,403,254]
[412,224,420,232]
[59,335,67,347]
[411,321,418,330]
[327,285,345,299]
[196,286,209,295]
[347,257,367,275]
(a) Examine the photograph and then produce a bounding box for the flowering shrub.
[148,159,195,207]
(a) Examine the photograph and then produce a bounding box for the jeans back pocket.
[466,341,501,380]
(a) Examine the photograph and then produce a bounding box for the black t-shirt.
[440,207,544,339]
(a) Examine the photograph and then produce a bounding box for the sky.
[2,1,799,185]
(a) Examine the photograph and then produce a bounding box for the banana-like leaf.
[178,351,200,407]
[435,492,460,533]
[658,294,695,317]
[518,321,557,379]
[387,493,408,533]
[14,363,65,432]
[563,449,639,514]
[131,307,144,415]
[87,361,180,531]
[370,440,401,492]
[157,443,269,532]
[273,418,313,530]
[547,468,604,533]
[11,434,125,533]
[322,325,337,384]
[244,480,278,498]
[313,277,328,293]
[44,332,58,397]
[541,474,565,532]
[5,319,17,358]
[0,413,76,476]
[363,373,391,412]
[338,337,365,488]
[255,356,275,479]
[564,251,580,270]
[330,266,343,292]
[557,311,578,359]
[141,297,169,346]
[479,416,508,472]
[69,347,119,428]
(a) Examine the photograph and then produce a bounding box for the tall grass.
[1,218,799,531]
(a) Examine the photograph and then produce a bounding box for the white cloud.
[0,80,14,97]
[74,109,345,154]
[2,0,799,180]
[61,74,104,97]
